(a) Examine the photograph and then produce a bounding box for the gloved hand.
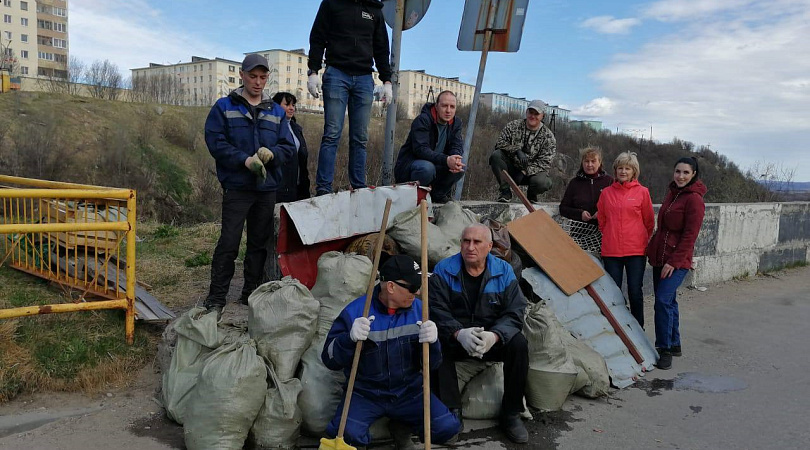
[474,330,499,356]
[245,154,266,180]
[350,316,375,342]
[380,82,393,104]
[257,146,274,164]
[456,327,484,356]
[516,150,529,167]
[307,73,321,98]
[417,320,438,344]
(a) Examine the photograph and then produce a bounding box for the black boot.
[501,414,528,444]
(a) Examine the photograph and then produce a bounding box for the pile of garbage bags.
[160,202,611,449]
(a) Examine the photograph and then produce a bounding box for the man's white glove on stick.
[417,320,438,344]
[350,316,375,342]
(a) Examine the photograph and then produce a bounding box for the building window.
[208,62,212,69]
[228,65,235,72]
[298,57,302,63]
[38,51,54,61]
[286,78,290,84]
[209,75,212,81]
[3,14,10,23]
[20,49,27,58]
[2,0,10,7]
[53,6,66,17]
[54,22,66,32]
[287,66,290,72]
[21,66,28,75]
[20,1,27,10]
[3,31,9,40]
[21,34,27,42]
[20,17,26,26]
[287,54,291,61]
[228,76,235,83]
[53,38,66,48]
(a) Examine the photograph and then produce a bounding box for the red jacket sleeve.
[668,195,705,268]
[642,188,655,239]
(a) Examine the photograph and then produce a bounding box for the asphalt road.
[1,266,809,450]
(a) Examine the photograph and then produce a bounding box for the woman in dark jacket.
[559,146,613,224]
[646,157,707,370]
[272,92,311,202]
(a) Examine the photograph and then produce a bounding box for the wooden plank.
[507,209,603,296]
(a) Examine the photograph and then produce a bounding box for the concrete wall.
[463,201,810,287]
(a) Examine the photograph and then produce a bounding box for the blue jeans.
[603,255,647,328]
[652,266,688,350]
[316,66,374,194]
[407,159,464,201]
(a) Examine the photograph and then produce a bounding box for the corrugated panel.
[522,259,658,388]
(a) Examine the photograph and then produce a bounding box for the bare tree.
[86,59,124,100]
[67,56,85,95]
[131,72,184,105]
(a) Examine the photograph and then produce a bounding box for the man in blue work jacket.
[203,54,295,313]
[322,255,461,448]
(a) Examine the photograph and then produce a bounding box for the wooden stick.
[420,199,431,449]
[335,198,393,441]
[502,170,644,364]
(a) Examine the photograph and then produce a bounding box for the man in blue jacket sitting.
[394,91,465,203]
[430,224,530,444]
[322,255,461,448]
[203,54,295,313]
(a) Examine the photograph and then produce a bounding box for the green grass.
[184,251,212,268]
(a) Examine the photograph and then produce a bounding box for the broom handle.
[420,199,431,449]
[336,198,393,440]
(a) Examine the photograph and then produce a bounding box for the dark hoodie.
[559,168,613,224]
[308,0,392,82]
[646,180,708,269]
[394,102,464,183]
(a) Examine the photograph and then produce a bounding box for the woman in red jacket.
[597,152,655,328]
[646,157,707,370]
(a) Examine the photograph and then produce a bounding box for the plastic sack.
[297,334,346,436]
[311,252,373,337]
[461,362,504,420]
[249,363,303,449]
[523,302,578,411]
[433,201,480,246]
[162,307,222,424]
[183,338,267,450]
[248,277,319,380]
[560,331,610,398]
[388,207,455,267]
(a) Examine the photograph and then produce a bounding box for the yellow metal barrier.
[0,175,137,344]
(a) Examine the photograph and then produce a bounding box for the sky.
[69,0,810,181]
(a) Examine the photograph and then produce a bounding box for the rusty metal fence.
[0,175,137,344]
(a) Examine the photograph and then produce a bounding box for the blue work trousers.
[407,159,464,202]
[326,390,461,447]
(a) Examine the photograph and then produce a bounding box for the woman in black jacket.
[559,146,613,224]
[272,92,311,202]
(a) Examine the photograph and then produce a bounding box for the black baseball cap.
[379,254,422,291]
[242,54,269,72]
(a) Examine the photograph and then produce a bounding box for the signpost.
[453,0,529,201]
[380,0,431,186]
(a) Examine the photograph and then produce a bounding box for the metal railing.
[0,175,137,344]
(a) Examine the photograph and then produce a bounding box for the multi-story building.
[570,120,603,132]
[1,0,65,78]
[546,104,570,123]
[131,56,243,106]
[397,69,475,118]
[479,92,528,115]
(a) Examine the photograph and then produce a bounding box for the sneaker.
[657,349,673,370]
[496,190,512,203]
[500,414,528,444]
[443,433,459,446]
[671,345,682,357]
[389,420,416,450]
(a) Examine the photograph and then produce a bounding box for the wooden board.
[507,209,604,295]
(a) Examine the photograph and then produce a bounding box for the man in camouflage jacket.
[488,99,557,202]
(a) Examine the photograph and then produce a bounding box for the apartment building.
[131,56,243,106]
[480,92,528,115]
[1,0,65,78]
[398,70,475,118]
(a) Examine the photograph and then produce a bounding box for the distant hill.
[0,91,776,224]
[758,180,810,192]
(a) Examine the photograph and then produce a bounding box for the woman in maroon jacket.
[559,146,613,224]
[646,157,707,370]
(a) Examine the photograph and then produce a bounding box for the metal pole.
[381,0,405,186]
[125,190,137,345]
[453,0,498,201]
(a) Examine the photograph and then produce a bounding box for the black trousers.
[205,189,276,307]
[432,332,529,416]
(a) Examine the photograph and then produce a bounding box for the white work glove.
[474,330,499,357]
[380,82,393,104]
[350,316,375,342]
[245,154,266,180]
[456,327,484,356]
[257,146,274,164]
[307,73,321,98]
[417,320,438,344]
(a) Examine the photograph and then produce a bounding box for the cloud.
[70,0,237,75]
[572,97,616,117]
[586,0,810,179]
[580,16,641,34]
